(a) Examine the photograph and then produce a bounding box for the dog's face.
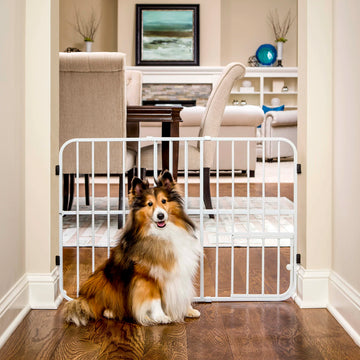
[128,171,190,234]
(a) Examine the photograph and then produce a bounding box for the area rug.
[62,197,294,248]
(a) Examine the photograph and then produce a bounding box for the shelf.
[226,67,298,107]
[264,92,298,95]
[231,91,261,95]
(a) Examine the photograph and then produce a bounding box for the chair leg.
[63,174,69,211]
[118,174,123,229]
[68,174,75,211]
[84,174,90,206]
[203,167,214,219]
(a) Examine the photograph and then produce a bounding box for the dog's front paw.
[103,309,115,319]
[152,313,172,324]
[186,306,200,318]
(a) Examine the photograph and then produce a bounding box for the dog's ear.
[129,178,149,205]
[157,170,175,191]
[131,177,149,196]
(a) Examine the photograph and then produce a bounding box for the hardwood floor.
[1,181,360,358]
[1,246,360,359]
[1,300,360,359]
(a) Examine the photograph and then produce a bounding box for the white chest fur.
[148,222,201,321]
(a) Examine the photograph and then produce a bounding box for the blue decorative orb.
[255,44,277,66]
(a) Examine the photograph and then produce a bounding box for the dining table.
[126,105,183,179]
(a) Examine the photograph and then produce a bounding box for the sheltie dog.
[64,170,201,326]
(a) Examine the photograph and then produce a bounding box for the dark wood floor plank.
[0,307,66,360]
[186,303,234,360]
[143,323,188,360]
[259,302,325,360]
[295,308,360,360]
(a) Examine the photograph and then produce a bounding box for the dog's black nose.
[157,213,165,220]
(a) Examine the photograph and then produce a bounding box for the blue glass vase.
[255,44,277,66]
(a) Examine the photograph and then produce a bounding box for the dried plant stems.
[74,9,100,42]
[268,9,294,43]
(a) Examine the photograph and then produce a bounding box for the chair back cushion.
[60,52,127,173]
[126,70,143,106]
[199,63,246,167]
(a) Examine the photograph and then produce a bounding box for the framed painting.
[136,4,199,66]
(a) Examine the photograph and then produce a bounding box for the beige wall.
[333,0,360,291]
[59,0,117,52]
[221,0,297,66]
[59,0,298,66]
[0,0,26,299]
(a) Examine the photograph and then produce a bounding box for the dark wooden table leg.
[84,174,90,206]
[118,174,123,229]
[170,121,179,180]
[68,174,75,210]
[161,122,170,173]
[161,122,179,180]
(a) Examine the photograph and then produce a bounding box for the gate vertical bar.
[199,139,204,299]
[107,141,110,258]
[58,146,65,299]
[246,140,250,295]
[122,141,126,226]
[184,140,188,212]
[153,140,158,180]
[169,140,173,175]
[215,140,220,298]
[277,141,281,295]
[91,141,95,272]
[76,140,80,296]
[261,140,265,295]
[231,140,235,296]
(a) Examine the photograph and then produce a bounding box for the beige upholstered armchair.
[258,110,297,161]
[59,52,136,227]
[140,62,247,214]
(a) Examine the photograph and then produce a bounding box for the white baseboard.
[0,274,31,348]
[0,267,63,349]
[328,271,360,346]
[28,266,62,309]
[294,266,330,308]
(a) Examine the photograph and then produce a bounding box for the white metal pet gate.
[59,137,297,302]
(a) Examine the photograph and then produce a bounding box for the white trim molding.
[126,66,298,84]
[295,266,330,308]
[0,274,30,348]
[28,266,62,309]
[328,271,360,346]
[0,267,62,349]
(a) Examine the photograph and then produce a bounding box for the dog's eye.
[148,201,153,207]
[161,199,166,204]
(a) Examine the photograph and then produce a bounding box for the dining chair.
[140,62,246,216]
[59,52,136,228]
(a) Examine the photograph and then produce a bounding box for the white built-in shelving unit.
[231,67,298,109]
[127,66,298,110]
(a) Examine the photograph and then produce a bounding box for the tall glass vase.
[85,41,93,52]
[276,41,284,67]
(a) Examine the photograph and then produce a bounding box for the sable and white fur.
[64,171,201,326]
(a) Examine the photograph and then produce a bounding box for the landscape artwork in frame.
[136,4,199,66]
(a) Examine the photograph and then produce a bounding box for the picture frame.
[136,4,199,66]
